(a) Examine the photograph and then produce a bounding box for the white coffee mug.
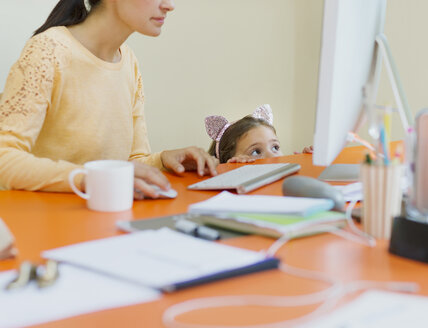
[69,160,134,212]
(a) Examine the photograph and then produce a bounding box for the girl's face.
[234,125,283,159]
[113,0,175,37]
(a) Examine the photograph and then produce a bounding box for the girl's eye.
[272,145,280,152]
[250,149,261,157]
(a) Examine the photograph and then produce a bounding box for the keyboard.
[187,163,300,194]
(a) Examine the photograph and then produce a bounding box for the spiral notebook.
[188,191,335,217]
[42,228,279,292]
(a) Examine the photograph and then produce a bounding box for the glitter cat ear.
[205,115,230,141]
[252,104,274,125]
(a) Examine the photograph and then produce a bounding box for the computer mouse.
[282,176,345,211]
[146,185,178,199]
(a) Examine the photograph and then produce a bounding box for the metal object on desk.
[390,110,428,263]
[389,216,428,263]
[5,261,37,290]
[5,260,59,290]
[414,109,428,217]
[36,260,59,288]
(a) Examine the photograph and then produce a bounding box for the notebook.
[116,213,245,239]
[187,163,301,194]
[199,211,347,239]
[42,228,279,292]
[188,191,335,217]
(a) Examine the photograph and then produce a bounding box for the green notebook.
[198,211,347,239]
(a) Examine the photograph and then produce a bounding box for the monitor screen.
[312,0,387,166]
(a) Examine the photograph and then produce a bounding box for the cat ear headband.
[205,104,274,158]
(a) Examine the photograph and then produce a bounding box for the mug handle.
[69,168,89,200]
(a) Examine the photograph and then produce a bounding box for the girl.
[0,0,217,198]
[206,104,312,163]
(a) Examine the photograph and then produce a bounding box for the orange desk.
[1,146,427,328]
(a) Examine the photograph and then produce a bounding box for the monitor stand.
[318,163,360,182]
[319,34,413,184]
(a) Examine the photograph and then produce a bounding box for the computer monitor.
[312,0,413,179]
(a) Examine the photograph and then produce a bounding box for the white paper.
[299,290,428,328]
[334,182,363,202]
[43,228,269,290]
[0,264,160,328]
[335,177,409,203]
[188,191,334,216]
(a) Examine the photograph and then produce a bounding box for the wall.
[291,0,428,149]
[127,0,296,153]
[1,0,427,156]
[0,0,58,90]
[376,0,428,140]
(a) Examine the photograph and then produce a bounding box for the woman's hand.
[132,161,170,200]
[161,147,218,176]
[294,145,314,155]
[227,155,256,163]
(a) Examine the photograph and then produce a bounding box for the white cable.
[162,210,418,328]
[345,199,376,247]
[163,231,343,328]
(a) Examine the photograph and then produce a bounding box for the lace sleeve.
[0,34,65,137]
[0,34,78,191]
[128,62,164,169]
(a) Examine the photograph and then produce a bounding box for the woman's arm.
[0,35,82,192]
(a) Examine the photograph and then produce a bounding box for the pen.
[174,219,221,241]
[392,143,403,164]
[365,153,373,165]
[347,132,384,159]
[379,125,390,165]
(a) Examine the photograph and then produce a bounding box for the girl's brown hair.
[208,116,276,163]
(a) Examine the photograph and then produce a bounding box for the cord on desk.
[162,203,418,328]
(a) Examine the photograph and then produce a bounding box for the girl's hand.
[132,161,170,200]
[294,145,314,155]
[161,147,218,176]
[227,155,256,163]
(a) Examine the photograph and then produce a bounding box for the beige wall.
[1,0,428,155]
[128,0,297,153]
[290,0,323,151]
[290,0,428,149]
[0,0,58,92]
[376,0,428,140]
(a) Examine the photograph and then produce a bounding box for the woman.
[0,0,217,198]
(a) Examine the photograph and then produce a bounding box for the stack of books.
[188,191,346,238]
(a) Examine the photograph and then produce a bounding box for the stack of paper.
[334,182,363,202]
[43,228,278,292]
[299,290,428,328]
[188,191,334,217]
[0,264,160,328]
[199,211,346,239]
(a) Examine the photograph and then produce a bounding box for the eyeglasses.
[5,260,59,290]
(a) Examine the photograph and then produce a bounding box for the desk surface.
[1,146,427,328]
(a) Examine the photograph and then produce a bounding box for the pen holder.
[361,163,403,239]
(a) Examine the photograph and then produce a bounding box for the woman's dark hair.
[208,116,276,163]
[33,0,102,36]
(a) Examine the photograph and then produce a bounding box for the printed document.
[0,264,160,328]
[188,191,334,217]
[299,290,428,328]
[43,228,276,292]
